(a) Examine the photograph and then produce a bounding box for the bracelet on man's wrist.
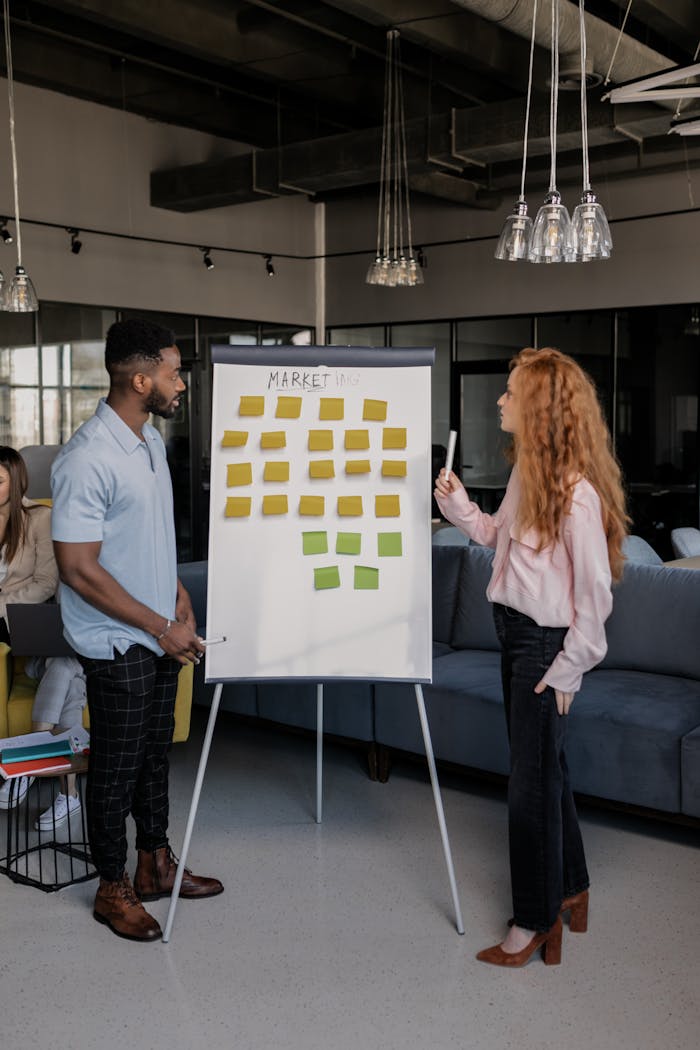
[156,618,173,641]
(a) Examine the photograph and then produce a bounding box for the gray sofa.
[376,545,700,818]
[178,546,700,819]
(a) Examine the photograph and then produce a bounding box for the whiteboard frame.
[203,346,432,688]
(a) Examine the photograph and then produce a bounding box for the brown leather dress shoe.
[134,845,224,901]
[93,873,162,942]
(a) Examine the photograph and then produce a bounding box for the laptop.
[6,603,76,657]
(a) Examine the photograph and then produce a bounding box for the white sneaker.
[0,775,35,809]
[35,792,82,831]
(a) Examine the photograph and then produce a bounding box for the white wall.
[324,166,700,326]
[0,81,317,324]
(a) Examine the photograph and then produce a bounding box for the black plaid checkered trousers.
[80,644,181,882]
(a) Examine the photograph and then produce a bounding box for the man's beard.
[145,389,177,419]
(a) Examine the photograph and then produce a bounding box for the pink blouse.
[435,469,613,693]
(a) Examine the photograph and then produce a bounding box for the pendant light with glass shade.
[571,0,612,261]
[2,0,38,311]
[494,0,539,262]
[529,0,575,264]
[366,29,422,288]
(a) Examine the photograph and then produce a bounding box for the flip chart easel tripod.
[162,680,464,943]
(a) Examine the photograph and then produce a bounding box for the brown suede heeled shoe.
[476,915,562,968]
[560,889,589,933]
[507,889,590,933]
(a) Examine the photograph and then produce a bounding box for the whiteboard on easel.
[204,345,434,684]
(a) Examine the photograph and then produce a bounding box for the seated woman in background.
[0,446,87,829]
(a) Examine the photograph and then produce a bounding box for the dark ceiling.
[4,0,700,211]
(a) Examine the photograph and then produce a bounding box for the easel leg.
[414,683,465,935]
[162,682,223,944]
[316,683,323,824]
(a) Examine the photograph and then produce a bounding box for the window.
[391,322,451,445]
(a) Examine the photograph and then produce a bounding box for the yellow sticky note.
[338,496,363,517]
[239,396,264,416]
[363,399,388,421]
[382,427,407,450]
[345,459,371,475]
[276,396,302,418]
[309,460,335,479]
[222,431,248,448]
[263,495,288,516]
[261,431,286,449]
[375,495,400,517]
[299,495,325,516]
[345,429,370,450]
[319,398,344,420]
[263,461,290,482]
[381,459,407,477]
[227,463,252,487]
[225,497,251,518]
[308,430,334,451]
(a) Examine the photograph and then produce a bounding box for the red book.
[0,755,74,779]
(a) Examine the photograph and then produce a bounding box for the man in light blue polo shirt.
[52,318,223,942]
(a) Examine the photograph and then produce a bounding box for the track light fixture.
[67,227,82,254]
[264,254,275,277]
[0,218,12,244]
[200,247,214,270]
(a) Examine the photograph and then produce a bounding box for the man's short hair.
[105,319,175,371]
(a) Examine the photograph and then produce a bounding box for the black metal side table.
[0,756,97,891]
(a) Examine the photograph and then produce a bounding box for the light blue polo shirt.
[51,398,178,659]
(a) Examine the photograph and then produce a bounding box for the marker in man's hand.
[445,431,457,476]
[197,636,226,645]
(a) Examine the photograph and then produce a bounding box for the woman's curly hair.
[509,347,629,580]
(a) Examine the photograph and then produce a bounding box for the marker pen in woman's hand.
[445,431,457,476]
[197,636,226,645]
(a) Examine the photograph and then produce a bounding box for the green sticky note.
[354,565,379,590]
[314,565,340,590]
[303,531,328,555]
[378,532,402,557]
[336,532,361,555]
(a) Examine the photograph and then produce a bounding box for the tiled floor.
[2,709,698,1050]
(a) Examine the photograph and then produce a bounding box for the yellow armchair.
[0,642,193,742]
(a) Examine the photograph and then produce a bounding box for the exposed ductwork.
[451,0,675,103]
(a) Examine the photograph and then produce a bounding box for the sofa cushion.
[568,668,700,812]
[431,546,463,646]
[375,650,509,774]
[450,545,499,652]
[256,680,374,741]
[601,563,700,680]
[680,725,700,818]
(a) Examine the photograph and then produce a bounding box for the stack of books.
[0,727,89,780]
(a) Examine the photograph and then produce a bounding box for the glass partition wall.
[328,307,700,559]
[0,304,313,561]
[1,301,696,561]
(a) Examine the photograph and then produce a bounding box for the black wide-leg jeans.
[493,603,590,932]
[80,645,180,882]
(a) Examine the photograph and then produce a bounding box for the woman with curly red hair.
[435,347,628,968]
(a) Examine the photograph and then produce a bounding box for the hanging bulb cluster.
[495,0,612,265]
[1,0,38,310]
[366,30,423,287]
